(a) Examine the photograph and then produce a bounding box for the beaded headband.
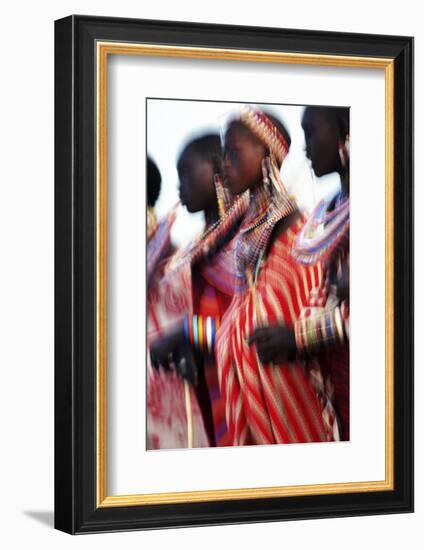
[239,107,289,165]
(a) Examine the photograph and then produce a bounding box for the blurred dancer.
[292,106,350,440]
[247,106,350,440]
[147,155,192,450]
[214,107,337,446]
[149,134,248,447]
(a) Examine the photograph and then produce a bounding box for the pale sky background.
[147,99,340,247]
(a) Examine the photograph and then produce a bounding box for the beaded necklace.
[229,108,295,289]
[292,192,349,266]
[164,189,249,279]
[234,156,297,290]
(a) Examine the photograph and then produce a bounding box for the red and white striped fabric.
[147,254,210,450]
[147,195,249,449]
[215,217,338,446]
[295,215,350,441]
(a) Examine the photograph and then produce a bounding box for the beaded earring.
[338,135,350,168]
[344,135,350,159]
[261,156,272,194]
[147,206,158,240]
[214,174,231,217]
[338,142,346,168]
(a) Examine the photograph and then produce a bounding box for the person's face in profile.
[301,107,342,178]
[223,122,266,195]
[177,148,217,213]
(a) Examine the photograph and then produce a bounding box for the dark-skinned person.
[293,106,350,440]
[146,154,189,450]
[148,133,249,448]
[146,156,178,283]
[147,156,162,240]
[249,106,350,441]
[211,107,338,446]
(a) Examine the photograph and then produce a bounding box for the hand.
[150,322,185,371]
[173,343,198,385]
[248,324,296,364]
[150,324,198,384]
[336,268,349,302]
[328,257,349,303]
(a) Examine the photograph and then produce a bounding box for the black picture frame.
[55,14,414,534]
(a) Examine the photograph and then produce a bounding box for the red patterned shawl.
[147,196,248,449]
[215,217,337,446]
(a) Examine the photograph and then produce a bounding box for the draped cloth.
[301,246,350,440]
[216,217,337,446]
[194,235,240,446]
[147,206,177,284]
[147,208,209,450]
[147,256,210,450]
[292,194,350,440]
[147,195,249,449]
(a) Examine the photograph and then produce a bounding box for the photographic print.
[55,16,412,533]
[146,99,350,450]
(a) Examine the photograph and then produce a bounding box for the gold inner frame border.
[96,41,394,508]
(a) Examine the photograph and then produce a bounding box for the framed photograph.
[54,15,413,534]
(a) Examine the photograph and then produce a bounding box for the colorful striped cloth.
[292,195,350,440]
[216,217,338,446]
[193,273,234,446]
[147,198,247,449]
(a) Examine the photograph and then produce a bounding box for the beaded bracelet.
[294,305,347,355]
[184,314,218,354]
[294,318,304,353]
[334,306,345,344]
